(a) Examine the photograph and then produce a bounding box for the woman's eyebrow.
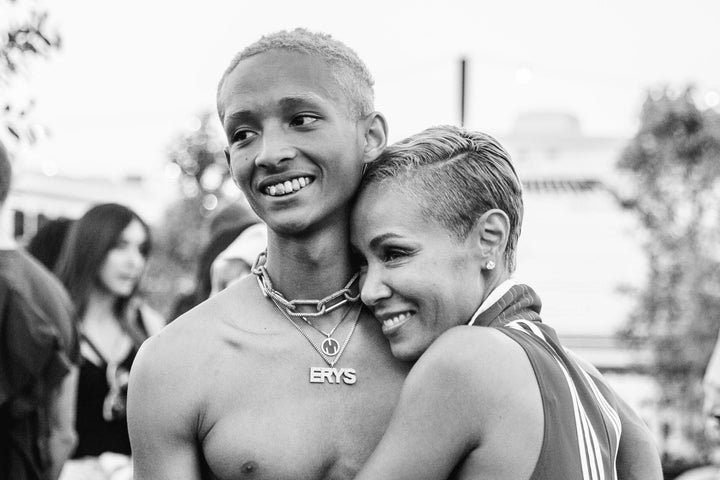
[369,233,402,250]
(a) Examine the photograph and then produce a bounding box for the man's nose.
[255,126,296,169]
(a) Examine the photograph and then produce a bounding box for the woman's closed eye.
[380,246,413,263]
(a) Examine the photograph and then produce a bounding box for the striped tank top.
[472,283,621,480]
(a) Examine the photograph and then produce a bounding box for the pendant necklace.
[269,298,361,385]
[253,251,362,385]
[300,309,352,357]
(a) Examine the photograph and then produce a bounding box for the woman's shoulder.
[411,325,533,393]
[425,325,515,361]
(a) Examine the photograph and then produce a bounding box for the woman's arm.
[354,326,542,480]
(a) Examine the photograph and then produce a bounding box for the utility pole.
[460,57,467,127]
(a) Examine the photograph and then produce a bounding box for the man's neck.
[262,224,355,301]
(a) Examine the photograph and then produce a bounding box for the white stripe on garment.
[507,319,546,341]
[505,319,616,480]
[564,347,621,478]
[467,278,518,326]
[559,354,599,480]
[565,347,623,450]
[576,366,622,478]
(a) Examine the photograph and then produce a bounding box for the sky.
[7,0,720,179]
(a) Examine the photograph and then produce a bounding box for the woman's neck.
[83,288,120,326]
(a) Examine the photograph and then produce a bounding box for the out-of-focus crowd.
[0,140,266,480]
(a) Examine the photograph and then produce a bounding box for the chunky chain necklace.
[253,251,361,385]
[252,251,360,318]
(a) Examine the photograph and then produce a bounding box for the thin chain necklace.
[254,252,362,385]
[252,251,360,318]
[270,298,360,367]
[299,307,353,356]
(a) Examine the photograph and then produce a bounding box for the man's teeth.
[383,312,412,327]
[265,176,312,196]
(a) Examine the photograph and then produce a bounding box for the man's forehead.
[219,50,350,119]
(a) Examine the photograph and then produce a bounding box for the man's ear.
[361,112,388,164]
[475,209,510,263]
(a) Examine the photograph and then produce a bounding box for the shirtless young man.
[128,29,660,480]
[127,29,409,480]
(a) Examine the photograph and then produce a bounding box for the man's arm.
[46,366,78,480]
[127,337,203,480]
[567,349,663,479]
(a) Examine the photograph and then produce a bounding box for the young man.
[0,140,79,480]
[128,29,660,480]
[127,29,409,480]
[350,125,663,479]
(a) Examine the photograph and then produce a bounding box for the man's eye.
[290,114,319,127]
[232,129,257,143]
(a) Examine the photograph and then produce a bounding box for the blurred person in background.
[704,336,720,447]
[209,222,266,296]
[26,218,74,272]
[207,200,259,240]
[0,140,80,480]
[54,203,165,465]
[169,201,261,319]
[673,337,720,479]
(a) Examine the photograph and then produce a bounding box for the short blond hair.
[216,28,374,122]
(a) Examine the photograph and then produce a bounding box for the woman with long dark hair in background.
[55,203,165,462]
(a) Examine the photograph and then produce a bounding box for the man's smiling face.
[219,50,366,235]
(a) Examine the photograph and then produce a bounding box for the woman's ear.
[361,112,388,165]
[475,209,510,267]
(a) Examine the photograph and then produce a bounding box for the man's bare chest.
[197,329,408,480]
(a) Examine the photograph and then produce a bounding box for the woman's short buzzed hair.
[361,125,524,273]
[216,28,375,122]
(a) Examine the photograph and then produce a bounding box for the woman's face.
[350,183,486,361]
[97,219,148,297]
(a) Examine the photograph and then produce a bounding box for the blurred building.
[4,168,176,242]
[498,111,668,450]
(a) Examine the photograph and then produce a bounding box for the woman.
[350,126,661,479]
[55,203,165,459]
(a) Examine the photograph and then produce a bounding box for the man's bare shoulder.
[132,275,267,386]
